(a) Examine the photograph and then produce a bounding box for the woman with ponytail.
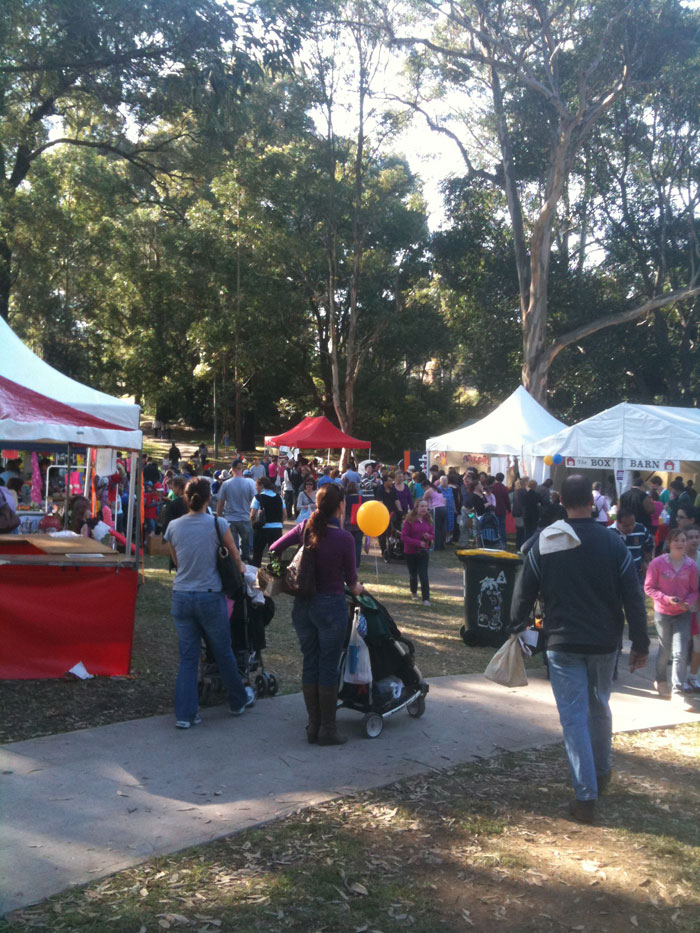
[270,483,365,745]
[164,478,256,729]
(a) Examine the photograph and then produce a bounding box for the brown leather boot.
[568,799,596,824]
[317,685,347,746]
[301,683,320,744]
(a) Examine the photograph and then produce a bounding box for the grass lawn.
[2,723,698,932]
[0,546,500,744]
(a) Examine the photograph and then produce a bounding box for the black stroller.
[198,593,279,703]
[339,588,429,738]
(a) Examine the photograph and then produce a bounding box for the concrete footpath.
[1,660,697,915]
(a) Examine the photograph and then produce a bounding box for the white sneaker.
[423,600,430,607]
[411,593,419,601]
[175,713,202,729]
[232,686,257,716]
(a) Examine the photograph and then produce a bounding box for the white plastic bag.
[483,634,528,688]
[344,610,372,685]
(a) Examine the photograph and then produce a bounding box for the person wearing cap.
[216,459,256,562]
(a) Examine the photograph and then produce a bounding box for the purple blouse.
[270,518,358,595]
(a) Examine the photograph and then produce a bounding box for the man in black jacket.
[511,474,649,824]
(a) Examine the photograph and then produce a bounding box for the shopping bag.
[344,611,372,685]
[483,634,528,688]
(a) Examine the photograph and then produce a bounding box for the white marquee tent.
[527,401,700,492]
[426,386,567,472]
[0,317,141,449]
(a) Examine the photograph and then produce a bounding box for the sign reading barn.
[559,456,679,472]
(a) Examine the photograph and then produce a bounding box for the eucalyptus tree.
[380,0,700,402]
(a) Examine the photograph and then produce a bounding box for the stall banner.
[463,453,490,469]
[404,450,428,472]
[562,456,679,472]
[0,564,138,678]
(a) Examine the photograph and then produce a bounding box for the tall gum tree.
[381,0,700,402]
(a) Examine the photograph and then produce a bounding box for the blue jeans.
[496,515,507,548]
[546,650,617,801]
[292,594,348,687]
[171,590,247,721]
[227,519,252,562]
[654,611,691,697]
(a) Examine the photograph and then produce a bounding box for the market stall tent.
[265,415,371,450]
[526,402,700,492]
[0,319,142,679]
[0,317,139,432]
[426,386,566,474]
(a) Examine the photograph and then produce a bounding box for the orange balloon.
[543,454,554,466]
[356,500,390,537]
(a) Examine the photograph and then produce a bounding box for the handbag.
[0,502,20,534]
[284,522,316,598]
[252,496,267,530]
[483,634,528,688]
[214,516,246,600]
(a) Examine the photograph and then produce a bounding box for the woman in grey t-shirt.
[164,478,255,728]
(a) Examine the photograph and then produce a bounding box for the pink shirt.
[644,554,698,615]
[401,518,434,554]
[424,487,445,509]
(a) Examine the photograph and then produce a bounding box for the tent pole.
[83,448,92,498]
[63,443,71,528]
[125,452,138,560]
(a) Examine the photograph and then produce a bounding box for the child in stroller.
[339,588,429,737]
[199,568,278,703]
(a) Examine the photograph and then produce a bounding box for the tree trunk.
[0,237,11,322]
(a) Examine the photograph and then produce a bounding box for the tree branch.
[546,285,700,367]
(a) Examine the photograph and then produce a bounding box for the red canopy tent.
[265,415,370,449]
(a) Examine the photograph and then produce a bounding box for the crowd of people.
[10,442,695,808]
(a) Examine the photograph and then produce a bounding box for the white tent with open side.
[526,401,700,493]
[426,386,567,473]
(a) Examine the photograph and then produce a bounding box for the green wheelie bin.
[456,548,522,648]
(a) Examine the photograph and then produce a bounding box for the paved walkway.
[1,658,696,915]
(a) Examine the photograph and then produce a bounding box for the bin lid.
[456,548,522,562]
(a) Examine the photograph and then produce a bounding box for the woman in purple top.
[401,500,435,605]
[393,470,413,518]
[270,483,364,745]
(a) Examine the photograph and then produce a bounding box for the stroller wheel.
[255,674,267,698]
[363,712,384,739]
[266,673,279,696]
[407,696,426,718]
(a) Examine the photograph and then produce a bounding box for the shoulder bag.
[252,495,267,530]
[214,516,246,600]
[284,521,316,598]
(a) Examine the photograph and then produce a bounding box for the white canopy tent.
[0,317,141,448]
[0,318,142,549]
[527,402,700,494]
[426,386,567,476]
